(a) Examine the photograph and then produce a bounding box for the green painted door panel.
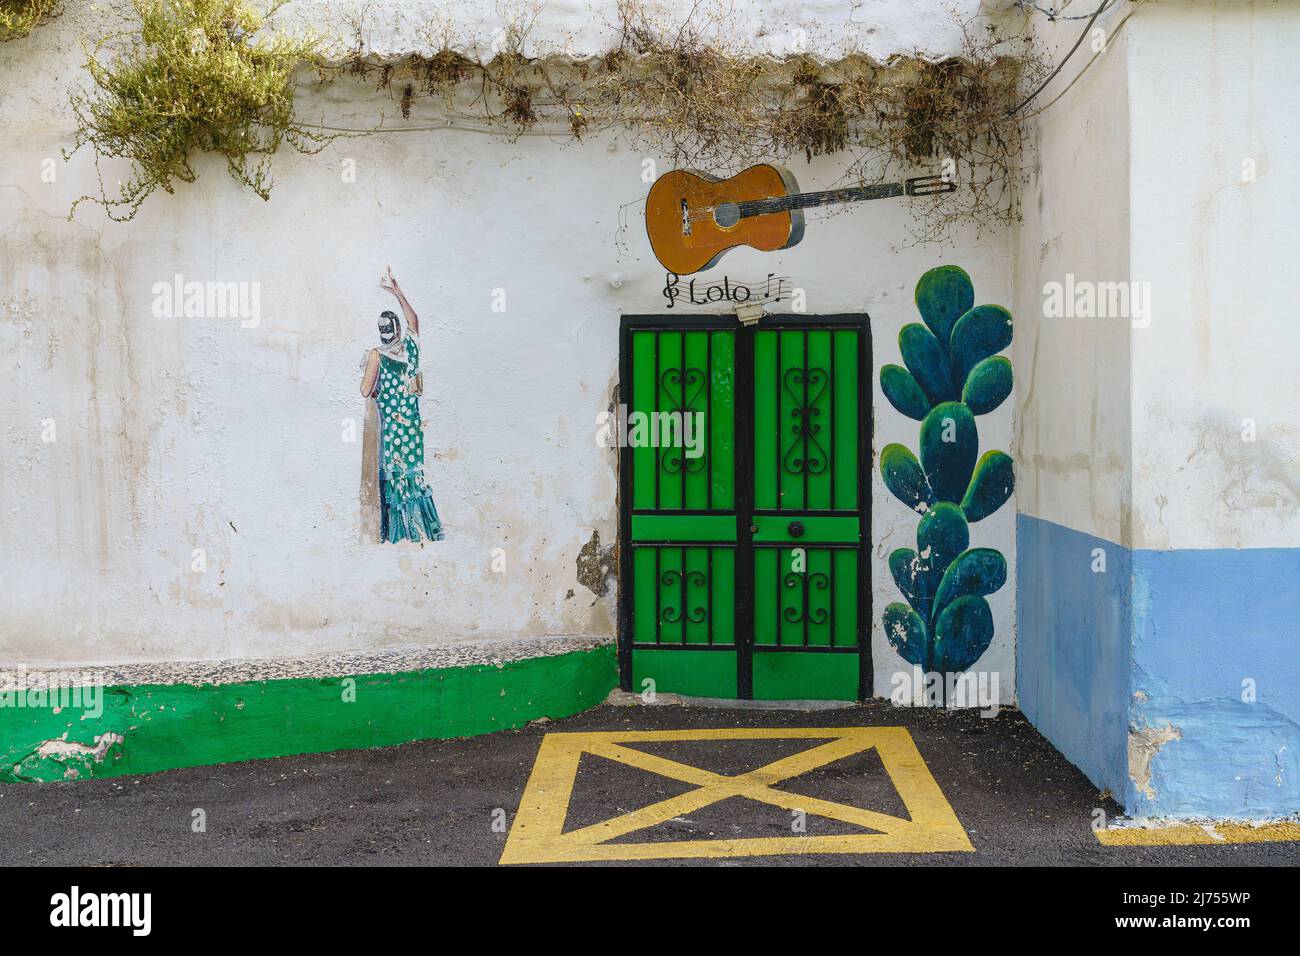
[753,547,859,648]
[751,515,859,543]
[753,328,859,512]
[629,329,738,660]
[632,515,737,542]
[633,649,738,699]
[750,327,864,698]
[630,330,734,512]
[632,546,736,646]
[752,652,859,701]
[624,321,867,701]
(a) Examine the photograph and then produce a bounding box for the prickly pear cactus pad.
[880,265,1013,678]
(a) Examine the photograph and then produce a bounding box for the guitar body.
[646,164,805,275]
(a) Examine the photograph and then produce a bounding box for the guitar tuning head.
[905,176,958,196]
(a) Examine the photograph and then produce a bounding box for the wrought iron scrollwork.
[660,568,707,624]
[781,366,829,477]
[659,366,707,475]
[782,571,829,625]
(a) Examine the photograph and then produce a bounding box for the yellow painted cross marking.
[500,727,972,863]
[1096,821,1300,847]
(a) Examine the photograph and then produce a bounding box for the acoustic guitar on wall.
[645,164,956,275]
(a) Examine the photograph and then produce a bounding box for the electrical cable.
[1021,0,1146,119]
[1017,0,1107,21]
[1006,0,1116,116]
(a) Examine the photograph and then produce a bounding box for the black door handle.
[787,521,805,538]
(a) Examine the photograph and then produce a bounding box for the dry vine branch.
[62,0,1045,233]
[335,0,1046,239]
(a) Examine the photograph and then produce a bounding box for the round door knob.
[749,524,759,534]
[787,521,805,538]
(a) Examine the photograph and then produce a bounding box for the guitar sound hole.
[713,203,740,228]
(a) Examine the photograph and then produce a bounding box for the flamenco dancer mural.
[359,268,446,543]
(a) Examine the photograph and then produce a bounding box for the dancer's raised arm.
[380,266,418,336]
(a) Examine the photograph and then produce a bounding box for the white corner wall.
[1126,1,1300,552]
[1011,3,1134,798]
[1012,7,1132,546]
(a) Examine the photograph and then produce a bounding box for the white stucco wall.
[0,1,1016,702]
[1013,0,1132,544]
[1015,0,1300,551]
[1125,1,1300,551]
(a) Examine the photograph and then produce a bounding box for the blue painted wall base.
[1017,513,1300,819]
[1016,515,1129,800]
[1130,547,1300,818]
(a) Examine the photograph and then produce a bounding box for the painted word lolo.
[595,405,704,459]
[889,666,1000,717]
[151,273,261,328]
[663,272,790,309]
[50,886,152,936]
[1042,273,1151,328]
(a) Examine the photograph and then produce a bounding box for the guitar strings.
[683,183,907,222]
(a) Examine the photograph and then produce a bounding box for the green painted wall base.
[752,652,858,701]
[632,649,738,698]
[0,646,617,783]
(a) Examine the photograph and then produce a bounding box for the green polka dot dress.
[375,335,444,543]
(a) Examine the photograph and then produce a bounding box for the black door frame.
[616,312,874,701]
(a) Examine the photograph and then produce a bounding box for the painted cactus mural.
[879,266,1013,675]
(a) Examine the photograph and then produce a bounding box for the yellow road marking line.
[500,727,972,864]
[1096,821,1300,846]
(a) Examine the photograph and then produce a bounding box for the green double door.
[618,316,870,701]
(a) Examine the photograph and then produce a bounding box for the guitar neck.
[735,176,953,220]
[737,183,904,219]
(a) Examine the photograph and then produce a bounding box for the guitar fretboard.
[736,182,906,219]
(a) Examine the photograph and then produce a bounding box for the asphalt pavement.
[2,701,1296,866]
